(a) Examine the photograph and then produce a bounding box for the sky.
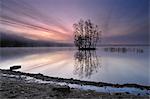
[0,0,149,44]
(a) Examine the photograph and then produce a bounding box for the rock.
[21,91,25,94]
[10,65,21,71]
[52,86,70,93]
[115,93,121,95]
[137,93,140,96]
[125,92,130,94]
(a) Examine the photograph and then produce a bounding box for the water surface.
[0,46,149,86]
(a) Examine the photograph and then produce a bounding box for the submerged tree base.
[78,48,96,50]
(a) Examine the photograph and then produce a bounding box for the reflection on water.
[104,47,144,53]
[74,50,101,78]
[73,47,145,78]
[0,47,149,86]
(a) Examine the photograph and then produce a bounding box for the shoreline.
[0,69,149,90]
[0,69,149,98]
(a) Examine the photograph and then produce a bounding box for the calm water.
[0,47,149,86]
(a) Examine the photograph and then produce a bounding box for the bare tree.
[73,19,101,50]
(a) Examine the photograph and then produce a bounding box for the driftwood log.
[10,65,21,71]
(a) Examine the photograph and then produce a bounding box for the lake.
[0,46,149,86]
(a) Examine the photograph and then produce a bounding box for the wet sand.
[0,69,149,99]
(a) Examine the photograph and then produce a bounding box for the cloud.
[0,0,72,43]
[0,0,148,44]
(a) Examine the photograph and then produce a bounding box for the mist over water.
[0,46,149,86]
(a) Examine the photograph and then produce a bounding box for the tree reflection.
[74,50,101,78]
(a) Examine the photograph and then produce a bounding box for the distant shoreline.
[0,44,149,48]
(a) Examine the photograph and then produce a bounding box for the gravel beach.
[0,69,149,99]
